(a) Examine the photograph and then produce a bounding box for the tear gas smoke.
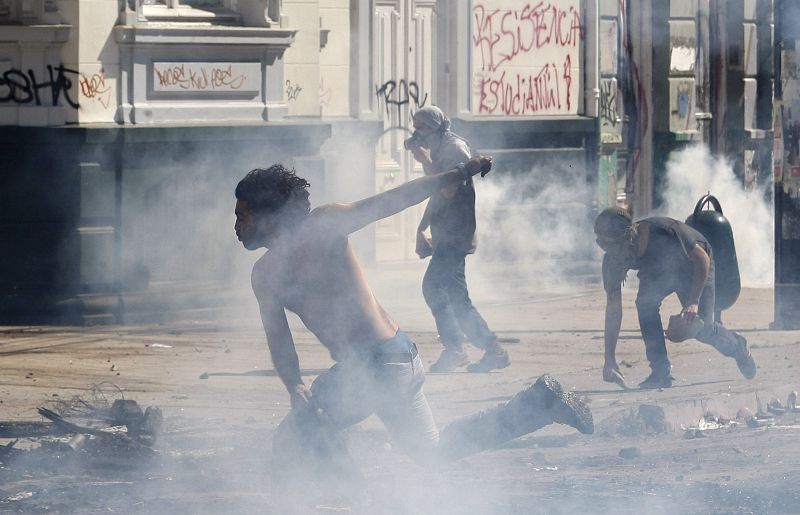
[658,145,773,287]
[471,159,596,291]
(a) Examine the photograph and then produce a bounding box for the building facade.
[0,0,778,322]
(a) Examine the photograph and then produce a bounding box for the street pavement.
[0,259,798,514]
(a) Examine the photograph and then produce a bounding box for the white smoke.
[472,161,596,290]
[659,145,773,287]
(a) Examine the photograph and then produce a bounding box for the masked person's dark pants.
[635,264,742,375]
[422,249,496,350]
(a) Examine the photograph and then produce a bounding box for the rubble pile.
[0,384,163,471]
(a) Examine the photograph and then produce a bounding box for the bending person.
[594,207,757,389]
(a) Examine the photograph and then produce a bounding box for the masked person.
[407,106,509,373]
[595,207,757,389]
[235,158,593,506]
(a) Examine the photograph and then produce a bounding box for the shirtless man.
[234,157,592,496]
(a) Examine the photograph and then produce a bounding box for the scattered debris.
[0,421,66,438]
[788,391,798,411]
[0,383,164,469]
[149,343,173,349]
[682,412,737,438]
[768,398,786,416]
[746,415,776,428]
[1,492,33,503]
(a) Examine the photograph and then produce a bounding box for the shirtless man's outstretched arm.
[317,155,492,236]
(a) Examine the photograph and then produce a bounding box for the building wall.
[470,0,584,117]
[319,0,350,117]
[283,0,322,116]
[8,0,778,321]
[58,0,120,123]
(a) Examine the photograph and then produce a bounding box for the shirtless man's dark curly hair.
[235,164,311,216]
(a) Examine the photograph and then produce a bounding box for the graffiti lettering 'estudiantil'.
[375,79,429,125]
[477,57,573,115]
[0,65,80,108]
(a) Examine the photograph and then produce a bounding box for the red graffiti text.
[154,64,246,91]
[473,2,584,73]
[477,56,574,115]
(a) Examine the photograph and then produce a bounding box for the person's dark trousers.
[636,264,742,375]
[422,248,496,350]
[635,277,674,376]
[676,266,742,357]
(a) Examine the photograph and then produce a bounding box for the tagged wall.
[471,0,584,116]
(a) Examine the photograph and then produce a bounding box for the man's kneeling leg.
[436,374,593,461]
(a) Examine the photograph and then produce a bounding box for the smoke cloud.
[658,145,773,287]
[471,157,596,290]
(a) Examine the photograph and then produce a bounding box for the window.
[0,0,59,24]
[137,0,282,26]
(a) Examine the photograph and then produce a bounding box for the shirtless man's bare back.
[234,157,593,500]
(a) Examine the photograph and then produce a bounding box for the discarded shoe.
[638,371,674,390]
[428,348,469,373]
[734,334,756,379]
[466,348,510,373]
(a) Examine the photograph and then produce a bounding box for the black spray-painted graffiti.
[375,79,428,127]
[285,80,303,101]
[599,79,619,127]
[0,65,80,108]
[319,77,332,107]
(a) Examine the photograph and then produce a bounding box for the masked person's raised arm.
[315,155,492,236]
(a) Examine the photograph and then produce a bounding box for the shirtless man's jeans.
[271,330,439,486]
[270,332,589,496]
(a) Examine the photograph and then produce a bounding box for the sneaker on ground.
[638,371,674,390]
[466,348,510,373]
[734,334,757,379]
[428,348,469,373]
